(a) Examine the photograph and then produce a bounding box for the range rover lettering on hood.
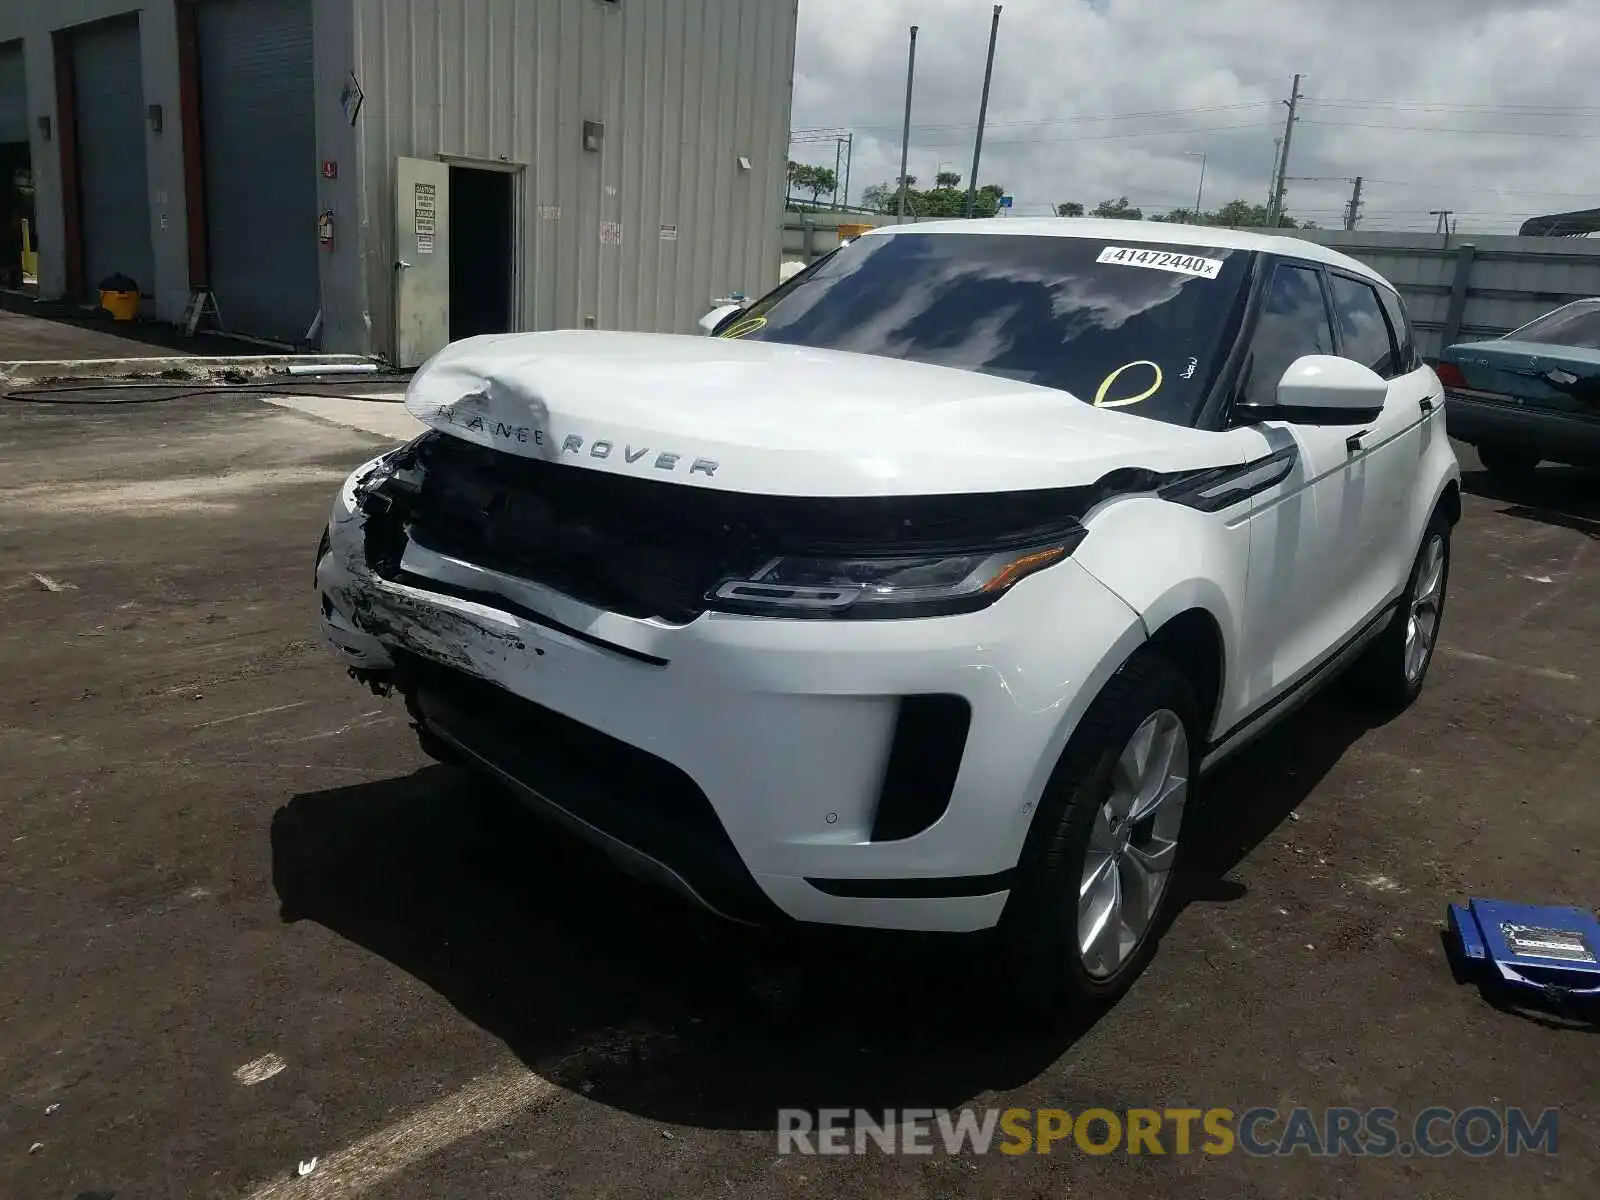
[439,406,720,477]
[559,434,720,477]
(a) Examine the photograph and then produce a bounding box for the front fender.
[1069,496,1251,737]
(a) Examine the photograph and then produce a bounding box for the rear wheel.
[1001,652,1200,1015]
[1476,444,1539,483]
[1344,515,1450,710]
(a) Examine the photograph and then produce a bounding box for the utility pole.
[1431,209,1453,235]
[896,26,918,222]
[1344,175,1363,230]
[1267,73,1302,228]
[1266,137,1282,210]
[964,5,1003,219]
[841,132,854,210]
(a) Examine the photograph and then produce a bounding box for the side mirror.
[1240,354,1388,425]
[697,303,743,336]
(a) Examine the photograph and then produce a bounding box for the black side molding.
[805,870,1016,899]
[1205,597,1401,753]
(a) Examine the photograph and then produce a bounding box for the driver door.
[1230,261,1370,726]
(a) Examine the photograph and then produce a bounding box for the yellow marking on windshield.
[720,315,768,339]
[1094,360,1164,408]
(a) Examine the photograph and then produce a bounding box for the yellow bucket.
[99,289,140,322]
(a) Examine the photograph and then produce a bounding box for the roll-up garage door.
[0,41,26,145]
[197,0,318,345]
[73,15,154,297]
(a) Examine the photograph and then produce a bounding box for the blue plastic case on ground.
[1448,898,1600,999]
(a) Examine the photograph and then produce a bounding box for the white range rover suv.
[316,219,1460,1006]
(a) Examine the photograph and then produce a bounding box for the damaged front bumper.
[315,452,1146,933]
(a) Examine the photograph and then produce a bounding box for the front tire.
[1344,515,1451,710]
[1001,651,1200,1015]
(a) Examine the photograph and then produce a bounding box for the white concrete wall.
[0,1,192,321]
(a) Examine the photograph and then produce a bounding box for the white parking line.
[195,702,310,730]
[1443,648,1578,682]
[243,1064,563,1200]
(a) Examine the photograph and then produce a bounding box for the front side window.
[1238,264,1336,408]
[727,232,1254,428]
[1328,274,1398,378]
[1504,300,1600,350]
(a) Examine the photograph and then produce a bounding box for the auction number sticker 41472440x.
[1097,245,1223,280]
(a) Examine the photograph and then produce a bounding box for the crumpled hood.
[404,330,1239,496]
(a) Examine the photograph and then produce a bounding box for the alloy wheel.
[1078,708,1189,979]
[1405,534,1446,684]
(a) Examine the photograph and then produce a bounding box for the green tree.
[1056,201,1084,217]
[1210,199,1298,229]
[786,160,839,206]
[935,170,962,190]
[1092,197,1143,220]
[858,177,1006,218]
[859,183,894,212]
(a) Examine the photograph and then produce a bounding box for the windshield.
[726,232,1254,427]
[1504,300,1600,350]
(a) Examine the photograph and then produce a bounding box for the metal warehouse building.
[0,0,796,364]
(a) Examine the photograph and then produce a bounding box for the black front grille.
[363,431,1099,624]
[392,434,762,623]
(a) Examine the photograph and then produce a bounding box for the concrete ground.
[0,299,275,364]
[1,391,1596,1200]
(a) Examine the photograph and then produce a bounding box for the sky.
[786,0,1600,233]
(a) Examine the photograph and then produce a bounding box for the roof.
[856,217,1389,286]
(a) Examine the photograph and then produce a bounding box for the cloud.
[788,0,1600,233]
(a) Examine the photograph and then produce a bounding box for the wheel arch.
[1144,606,1228,741]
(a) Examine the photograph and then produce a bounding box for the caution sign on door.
[414,182,436,254]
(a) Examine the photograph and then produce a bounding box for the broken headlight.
[709,529,1085,619]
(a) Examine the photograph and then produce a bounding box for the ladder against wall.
[182,289,222,337]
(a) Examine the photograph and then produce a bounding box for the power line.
[919,121,1277,149]
[1301,118,1600,137]
[1304,97,1600,114]
[797,101,1272,137]
[1360,178,1600,200]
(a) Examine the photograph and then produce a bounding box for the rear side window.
[1374,285,1419,372]
[1329,274,1398,378]
[1506,300,1600,350]
[1239,264,1336,408]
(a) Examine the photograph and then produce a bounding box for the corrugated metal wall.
[1290,230,1600,359]
[71,13,154,297]
[196,0,320,344]
[351,0,796,360]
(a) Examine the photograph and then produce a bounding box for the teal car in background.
[1439,298,1600,482]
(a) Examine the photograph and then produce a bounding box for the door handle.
[1420,395,1438,414]
[395,260,412,271]
[1346,430,1369,454]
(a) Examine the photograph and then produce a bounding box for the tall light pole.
[1184,151,1207,220]
[964,5,1003,219]
[896,26,919,222]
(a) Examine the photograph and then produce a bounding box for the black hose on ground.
[1,377,413,405]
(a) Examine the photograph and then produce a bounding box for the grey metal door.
[393,157,451,368]
[0,41,26,144]
[72,15,153,298]
[196,0,318,344]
